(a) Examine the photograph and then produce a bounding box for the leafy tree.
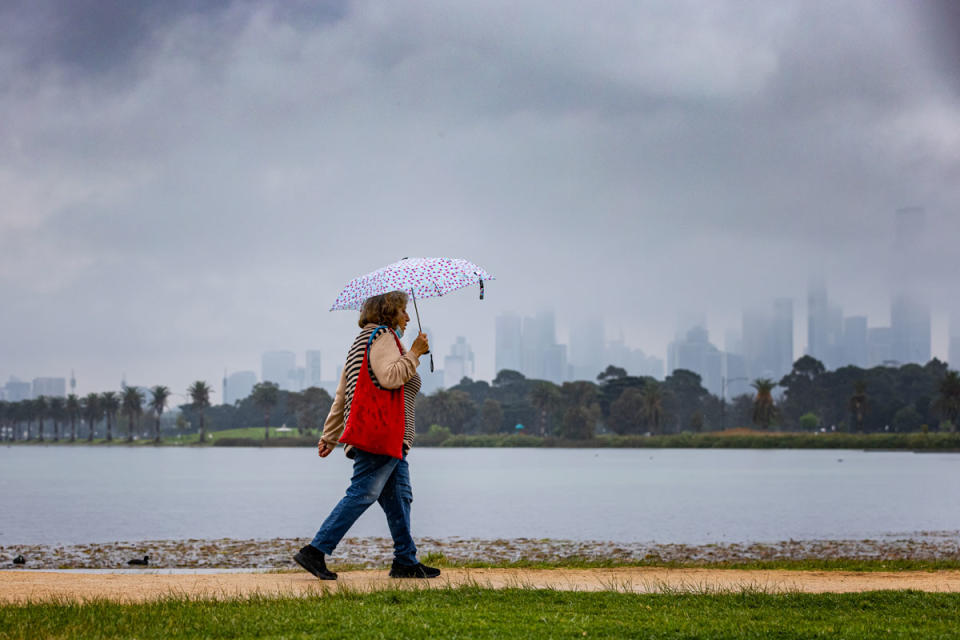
[287,387,333,435]
[252,382,280,440]
[751,378,777,429]
[83,393,101,442]
[560,405,598,439]
[48,396,65,442]
[187,381,212,443]
[663,369,707,432]
[689,410,705,432]
[608,387,645,435]
[799,412,820,431]
[416,389,476,434]
[122,386,145,442]
[479,398,503,434]
[596,365,627,382]
[778,356,826,427]
[100,392,120,442]
[892,405,922,432]
[849,381,868,432]
[66,394,80,442]
[933,370,960,430]
[149,386,171,443]
[492,370,526,387]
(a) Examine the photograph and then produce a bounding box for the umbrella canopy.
[330,257,494,311]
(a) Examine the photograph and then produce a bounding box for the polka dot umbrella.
[330,257,495,371]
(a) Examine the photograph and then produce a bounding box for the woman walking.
[294,291,440,580]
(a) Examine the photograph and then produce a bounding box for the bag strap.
[366,325,404,353]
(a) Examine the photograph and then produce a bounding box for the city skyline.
[2,2,958,397]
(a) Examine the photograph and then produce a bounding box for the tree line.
[3,356,958,443]
[0,381,333,443]
[416,358,960,438]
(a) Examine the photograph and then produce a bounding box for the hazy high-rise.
[261,350,296,390]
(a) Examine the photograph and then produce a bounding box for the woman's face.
[397,306,410,333]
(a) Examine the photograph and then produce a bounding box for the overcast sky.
[2,0,958,396]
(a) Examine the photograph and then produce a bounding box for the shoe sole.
[389,572,441,579]
[293,553,337,580]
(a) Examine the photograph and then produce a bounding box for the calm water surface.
[1,446,957,545]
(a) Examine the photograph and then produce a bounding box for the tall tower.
[222,369,228,407]
[890,207,930,365]
[70,369,76,395]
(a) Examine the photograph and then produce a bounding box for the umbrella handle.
[410,289,434,372]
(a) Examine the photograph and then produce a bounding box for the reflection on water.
[0,446,957,545]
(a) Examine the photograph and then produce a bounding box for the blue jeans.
[310,450,418,566]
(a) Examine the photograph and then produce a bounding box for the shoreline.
[4,533,959,571]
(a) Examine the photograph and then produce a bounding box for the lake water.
[1,446,958,546]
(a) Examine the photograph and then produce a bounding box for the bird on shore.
[127,555,149,566]
[12,555,25,565]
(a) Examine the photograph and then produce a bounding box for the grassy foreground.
[2,587,959,639]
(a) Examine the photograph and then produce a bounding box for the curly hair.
[358,291,409,328]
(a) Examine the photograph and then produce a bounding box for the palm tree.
[187,381,212,443]
[48,396,66,442]
[34,396,48,442]
[934,370,960,430]
[641,381,665,433]
[83,393,101,442]
[751,378,777,429]
[849,381,868,433]
[66,394,81,442]
[121,386,145,442]
[101,392,120,442]
[529,382,560,436]
[148,385,171,443]
[252,382,280,440]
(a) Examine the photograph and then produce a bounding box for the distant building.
[950,314,960,369]
[867,327,894,367]
[841,316,868,368]
[494,313,523,376]
[3,377,31,401]
[305,351,323,388]
[443,336,476,389]
[772,298,794,377]
[890,293,931,366]
[32,377,66,398]
[569,317,605,382]
[667,326,723,395]
[262,351,296,391]
[723,352,749,398]
[225,371,257,405]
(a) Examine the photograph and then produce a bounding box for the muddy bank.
[3,532,959,570]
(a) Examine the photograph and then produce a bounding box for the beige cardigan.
[320,325,421,449]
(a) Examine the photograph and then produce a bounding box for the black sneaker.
[294,545,337,580]
[389,560,441,579]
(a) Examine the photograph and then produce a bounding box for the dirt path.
[3,568,960,603]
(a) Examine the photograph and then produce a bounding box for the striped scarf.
[343,326,420,451]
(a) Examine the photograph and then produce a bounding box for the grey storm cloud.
[0,0,957,394]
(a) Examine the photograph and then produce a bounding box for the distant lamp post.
[720,376,749,431]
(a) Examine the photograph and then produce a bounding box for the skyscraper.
[668,326,723,395]
[32,377,66,398]
[772,298,794,378]
[841,316,868,368]
[569,317,605,381]
[225,371,257,405]
[494,313,522,376]
[261,351,296,390]
[306,351,323,388]
[889,207,931,366]
[807,277,829,366]
[443,336,476,388]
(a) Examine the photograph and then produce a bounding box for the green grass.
[407,553,960,573]
[2,587,959,639]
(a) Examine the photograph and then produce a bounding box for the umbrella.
[331,257,494,372]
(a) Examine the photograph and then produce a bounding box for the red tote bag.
[339,328,406,459]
